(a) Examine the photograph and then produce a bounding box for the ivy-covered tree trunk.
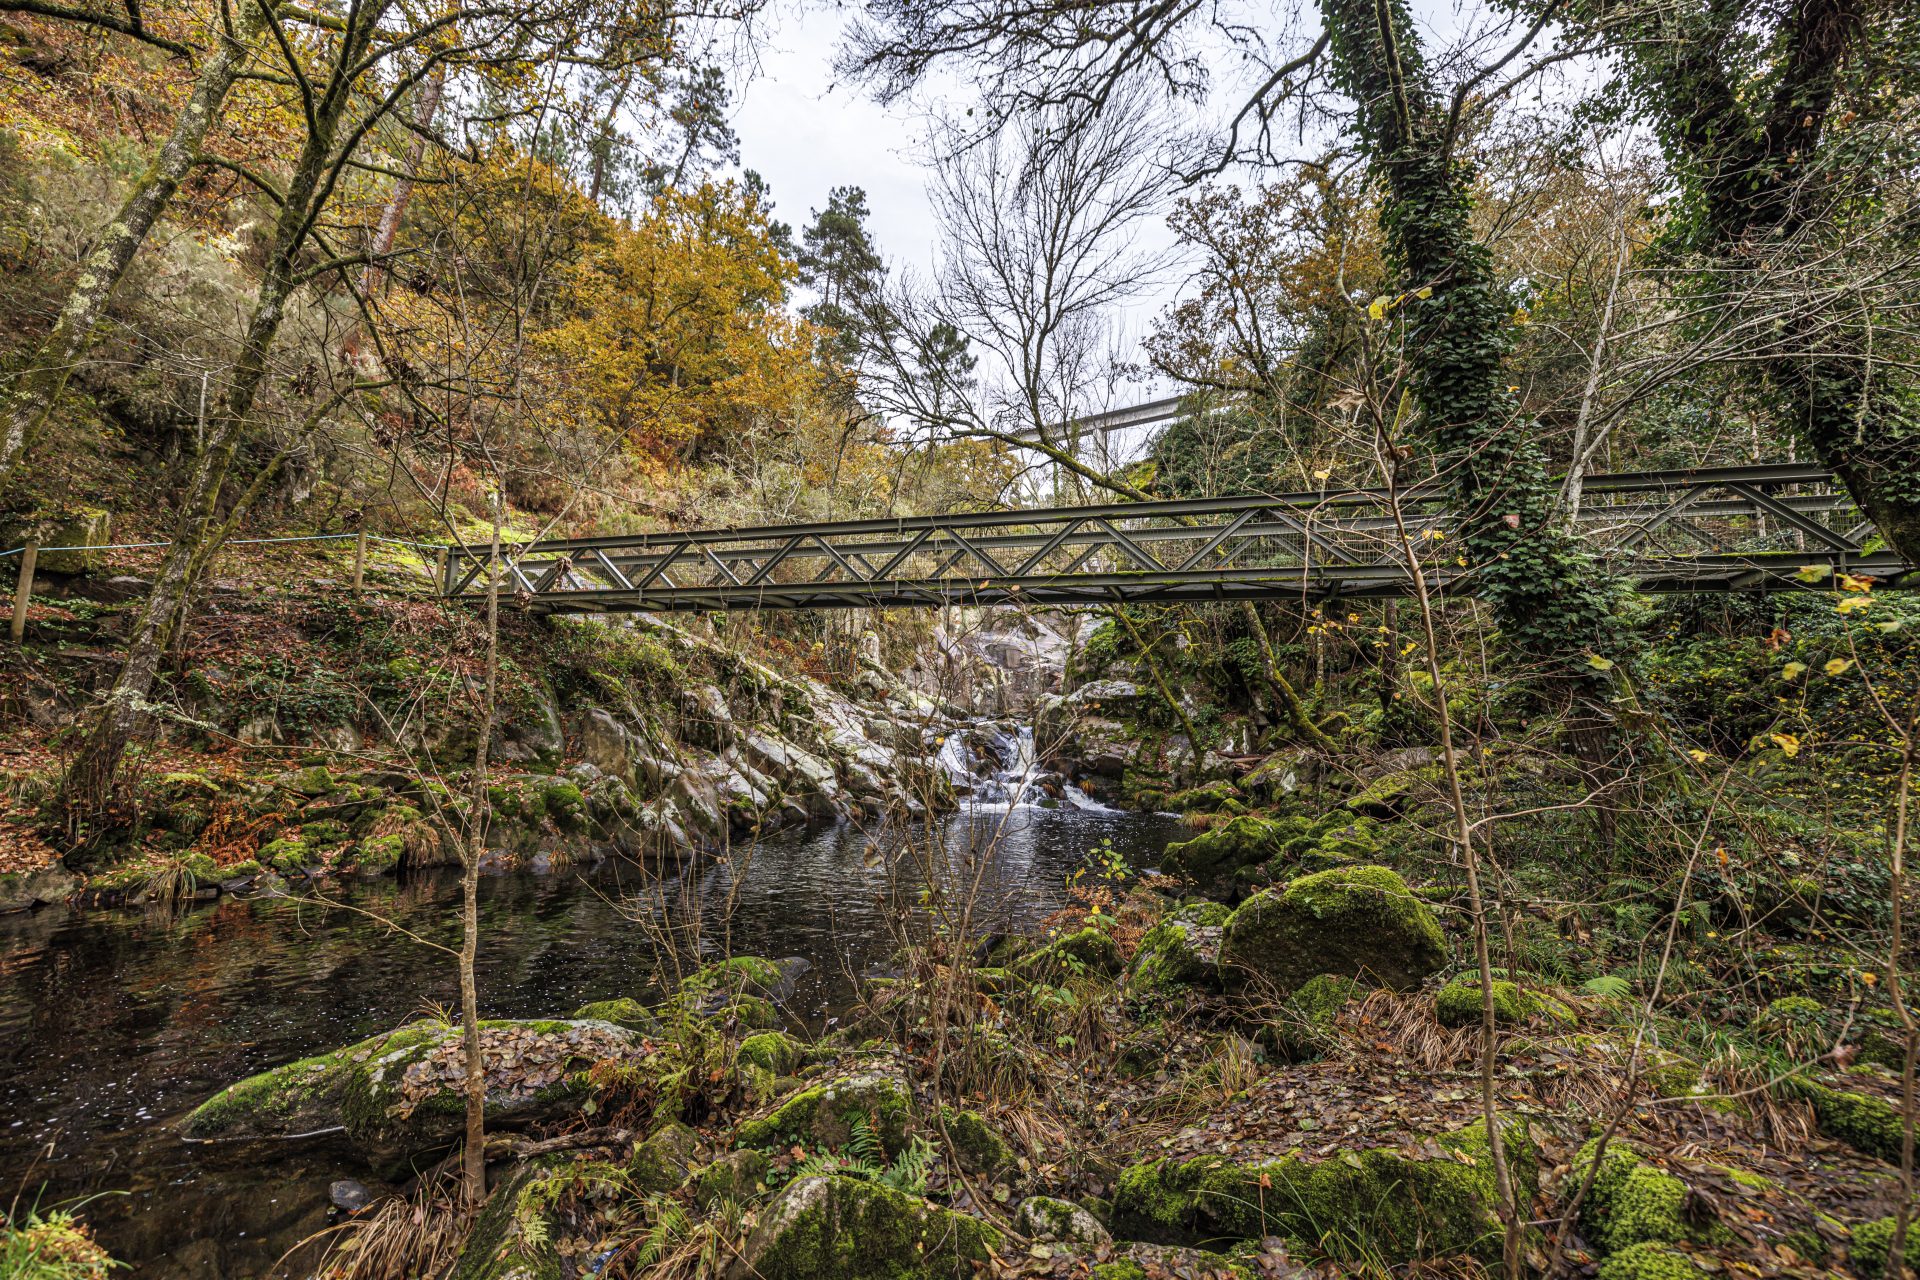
[0,0,270,492]
[1580,0,1920,566]
[63,20,366,827]
[1319,0,1616,671]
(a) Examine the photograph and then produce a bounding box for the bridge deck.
[439,463,1907,613]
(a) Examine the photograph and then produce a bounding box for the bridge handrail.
[446,461,1842,560]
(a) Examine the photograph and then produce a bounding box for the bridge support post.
[9,539,37,644]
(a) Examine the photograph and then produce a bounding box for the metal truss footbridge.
[437,462,1905,614]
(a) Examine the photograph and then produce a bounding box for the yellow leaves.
[1823,658,1851,677]
[1862,971,1879,987]
[1312,468,1332,482]
[1585,654,1614,672]
[1414,286,1433,299]
[1689,749,1711,764]
[1780,661,1807,680]
[1367,295,1390,321]
[1837,572,1874,593]
[1769,732,1801,758]
[1794,564,1831,583]
[1836,595,1873,615]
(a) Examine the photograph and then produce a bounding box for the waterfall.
[934,721,1112,813]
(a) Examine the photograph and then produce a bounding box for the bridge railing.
[439,462,1903,612]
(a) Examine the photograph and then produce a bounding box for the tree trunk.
[64,22,363,822]
[460,497,502,1205]
[1320,0,1617,672]
[0,0,270,490]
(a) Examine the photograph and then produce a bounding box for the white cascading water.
[935,722,1111,813]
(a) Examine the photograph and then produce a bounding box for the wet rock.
[1218,865,1446,996]
[329,1179,374,1213]
[725,1174,1001,1280]
[0,864,77,914]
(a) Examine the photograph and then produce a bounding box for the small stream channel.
[0,731,1182,1277]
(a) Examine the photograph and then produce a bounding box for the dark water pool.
[0,804,1182,1277]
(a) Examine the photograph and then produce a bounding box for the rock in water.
[1218,865,1446,995]
[183,1018,648,1175]
[328,1179,374,1213]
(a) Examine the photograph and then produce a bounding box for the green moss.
[694,1148,771,1207]
[538,780,588,832]
[939,1107,1015,1176]
[1853,1215,1920,1279]
[285,766,337,798]
[1797,1077,1902,1161]
[1219,865,1447,995]
[1166,782,1247,815]
[448,1159,563,1280]
[299,819,351,848]
[1129,902,1229,991]
[257,837,313,875]
[736,1073,912,1156]
[1434,976,1574,1028]
[1014,1195,1108,1246]
[1595,1242,1704,1280]
[1346,764,1442,817]
[1571,1140,1727,1256]
[1109,1118,1535,1264]
[1161,815,1305,882]
[739,1031,805,1074]
[1015,927,1122,980]
[351,833,404,875]
[219,859,264,880]
[570,997,659,1033]
[1268,974,1365,1059]
[737,1175,1000,1280]
[628,1120,701,1194]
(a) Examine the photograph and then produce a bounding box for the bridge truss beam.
[439,463,1907,614]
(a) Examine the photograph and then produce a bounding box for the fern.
[879,1137,933,1195]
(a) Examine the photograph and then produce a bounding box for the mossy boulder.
[679,956,809,1008]
[1165,782,1246,816]
[1160,815,1304,883]
[738,1031,806,1074]
[1014,927,1122,981]
[569,997,659,1034]
[939,1107,1016,1177]
[183,1019,648,1174]
[734,1072,911,1157]
[1129,902,1228,992]
[36,504,111,573]
[1109,1117,1535,1264]
[1218,865,1446,995]
[1794,1074,1902,1162]
[628,1120,702,1194]
[1853,1215,1920,1279]
[1595,1241,1705,1280]
[1266,973,1367,1060]
[1015,1195,1110,1247]
[348,833,405,877]
[725,1174,1001,1280]
[283,765,338,798]
[258,837,314,876]
[1434,976,1575,1029]
[694,1148,771,1208]
[1571,1140,1727,1256]
[448,1159,564,1280]
[1346,764,1442,818]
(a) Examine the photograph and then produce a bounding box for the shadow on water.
[0,804,1182,1277]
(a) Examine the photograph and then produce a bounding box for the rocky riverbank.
[178,786,1918,1280]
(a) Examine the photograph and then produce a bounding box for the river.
[0,802,1182,1276]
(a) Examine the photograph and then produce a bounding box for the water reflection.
[0,805,1180,1277]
